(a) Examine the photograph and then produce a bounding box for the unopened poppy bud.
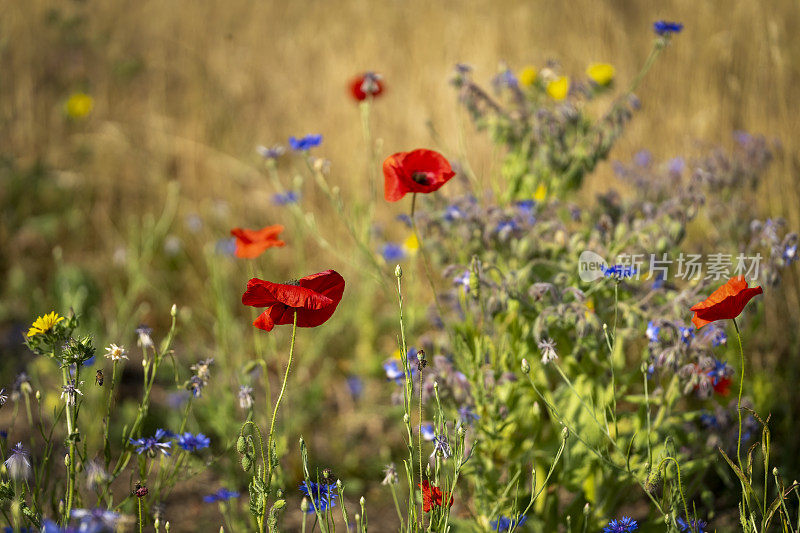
[35,391,41,401]
[171,304,177,317]
[64,454,70,467]
[521,359,530,374]
[336,479,343,490]
[583,503,590,515]
[236,436,246,454]
[241,455,253,472]
[301,498,309,513]
[355,513,361,522]
[165,522,170,533]
[395,265,402,279]
[773,467,779,476]
[561,426,569,440]
[154,518,160,529]
[433,380,439,390]
[360,496,365,506]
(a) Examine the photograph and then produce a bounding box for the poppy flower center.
[411,171,434,185]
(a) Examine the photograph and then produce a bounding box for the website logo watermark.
[579,251,762,282]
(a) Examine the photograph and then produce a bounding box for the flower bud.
[395,265,403,279]
[236,436,246,455]
[241,455,253,472]
[773,467,779,476]
[64,454,70,467]
[35,391,41,401]
[360,496,365,505]
[403,413,409,424]
[561,426,569,440]
[171,304,177,317]
[583,503,590,515]
[301,498,309,513]
[521,359,530,374]
[165,522,170,533]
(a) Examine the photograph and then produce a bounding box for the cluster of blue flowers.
[288,134,323,151]
[490,514,527,531]
[203,488,240,503]
[603,516,638,532]
[130,429,210,456]
[272,191,300,205]
[299,480,338,513]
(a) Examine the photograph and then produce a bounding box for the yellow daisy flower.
[27,312,64,337]
[546,76,569,100]
[586,63,615,86]
[65,92,94,119]
[519,66,537,87]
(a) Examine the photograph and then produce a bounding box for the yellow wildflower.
[519,66,537,87]
[403,234,419,254]
[27,312,64,337]
[534,184,547,202]
[586,63,615,86]
[546,76,569,100]
[65,92,93,119]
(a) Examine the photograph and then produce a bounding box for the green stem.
[138,496,143,533]
[733,318,745,470]
[410,193,444,318]
[264,311,298,523]
[61,366,76,523]
[103,360,119,469]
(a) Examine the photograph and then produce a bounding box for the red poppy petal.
[253,309,276,332]
[383,152,409,202]
[242,278,333,309]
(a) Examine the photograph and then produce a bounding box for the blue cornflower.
[603,516,639,532]
[652,271,666,289]
[420,423,435,441]
[346,376,363,400]
[490,514,528,532]
[679,327,695,346]
[177,432,210,452]
[654,20,683,35]
[646,321,660,343]
[603,265,637,279]
[443,204,464,222]
[129,429,172,457]
[634,150,652,167]
[454,269,471,294]
[272,191,300,205]
[383,360,405,384]
[784,243,798,264]
[257,145,286,159]
[215,238,237,256]
[706,325,727,347]
[707,359,733,387]
[381,243,407,262]
[203,488,241,503]
[492,69,519,91]
[0,430,7,439]
[496,220,519,238]
[4,527,34,533]
[289,134,323,151]
[299,481,338,513]
[699,412,719,429]
[458,405,479,425]
[668,157,685,175]
[396,214,413,227]
[676,517,708,532]
[431,434,452,460]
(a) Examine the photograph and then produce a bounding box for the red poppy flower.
[230,225,286,259]
[350,72,384,101]
[242,270,344,332]
[419,480,453,513]
[690,276,763,329]
[383,149,455,202]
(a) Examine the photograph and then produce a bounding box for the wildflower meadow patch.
[2,11,800,533]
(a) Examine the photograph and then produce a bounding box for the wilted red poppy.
[690,276,763,329]
[242,270,344,332]
[350,72,384,101]
[419,480,453,513]
[383,149,455,202]
[230,225,286,259]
